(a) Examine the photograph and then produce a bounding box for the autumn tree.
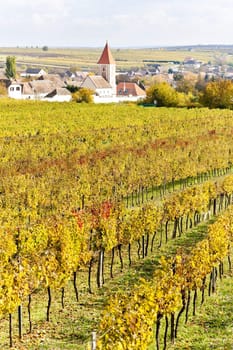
[144,81,193,107]
[72,88,94,103]
[0,83,7,96]
[200,79,233,109]
[175,72,198,95]
[145,82,179,107]
[195,73,208,93]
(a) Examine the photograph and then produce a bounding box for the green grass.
[148,271,233,350]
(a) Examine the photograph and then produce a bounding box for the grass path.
[167,272,233,350]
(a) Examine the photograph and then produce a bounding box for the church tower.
[98,41,116,95]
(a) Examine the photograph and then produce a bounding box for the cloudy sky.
[1,0,233,47]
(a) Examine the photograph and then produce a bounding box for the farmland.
[1,45,233,72]
[0,100,233,349]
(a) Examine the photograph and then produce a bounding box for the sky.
[1,0,233,48]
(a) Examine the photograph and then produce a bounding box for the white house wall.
[44,95,72,102]
[8,85,22,99]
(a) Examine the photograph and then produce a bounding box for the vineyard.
[0,99,233,349]
[0,46,218,71]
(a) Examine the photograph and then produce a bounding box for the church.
[81,42,146,103]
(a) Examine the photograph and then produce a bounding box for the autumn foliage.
[0,101,233,347]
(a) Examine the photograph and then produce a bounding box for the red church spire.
[97,41,115,64]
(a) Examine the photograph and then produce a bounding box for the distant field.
[0,46,233,72]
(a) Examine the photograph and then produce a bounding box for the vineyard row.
[2,173,233,347]
[98,205,233,349]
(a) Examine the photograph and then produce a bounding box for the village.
[1,42,233,103]
[0,42,146,103]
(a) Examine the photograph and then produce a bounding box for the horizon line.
[1,43,233,50]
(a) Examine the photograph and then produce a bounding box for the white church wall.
[93,95,144,103]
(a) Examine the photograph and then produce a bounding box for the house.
[63,70,76,79]
[44,88,72,102]
[20,68,47,78]
[38,74,65,87]
[74,71,89,81]
[62,70,88,82]
[8,80,71,102]
[8,83,21,98]
[117,82,146,100]
[183,57,201,70]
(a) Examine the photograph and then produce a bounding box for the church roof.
[97,42,115,65]
[82,75,112,89]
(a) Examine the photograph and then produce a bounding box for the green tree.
[200,79,233,109]
[5,56,16,79]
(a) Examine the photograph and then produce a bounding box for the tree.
[5,56,16,79]
[195,74,207,93]
[42,46,49,51]
[0,83,7,96]
[200,79,233,109]
[175,72,198,95]
[72,88,94,103]
[144,82,179,107]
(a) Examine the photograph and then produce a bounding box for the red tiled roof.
[117,82,146,97]
[98,42,115,65]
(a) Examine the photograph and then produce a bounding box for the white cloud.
[1,0,233,46]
